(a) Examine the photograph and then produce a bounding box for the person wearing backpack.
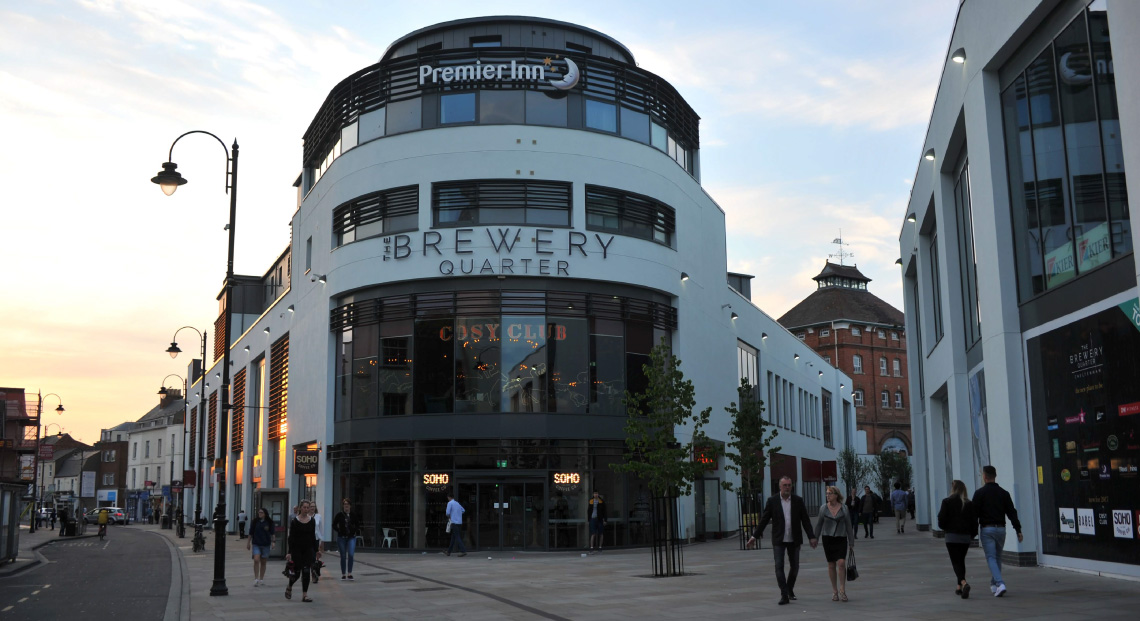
[890,482,908,533]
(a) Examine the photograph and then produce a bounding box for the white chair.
[354,534,365,548]
[382,528,397,548]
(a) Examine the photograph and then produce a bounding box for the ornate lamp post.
[153,130,238,596]
[29,393,64,534]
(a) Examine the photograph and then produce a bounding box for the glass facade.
[335,289,672,419]
[332,439,652,550]
[1002,8,1130,301]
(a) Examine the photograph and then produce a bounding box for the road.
[0,527,170,619]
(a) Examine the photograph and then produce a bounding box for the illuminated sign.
[553,472,581,493]
[418,57,580,91]
[294,450,320,475]
[423,473,450,492]
[439,322,569,342]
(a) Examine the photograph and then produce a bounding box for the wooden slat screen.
[332,185,419,240]
[232,369,246,453]
[268,334,290,441]
[189,406,197,466]
[214,313,226,363]
[207,392,218,460]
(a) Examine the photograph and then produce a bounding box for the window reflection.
[586,99,617,132]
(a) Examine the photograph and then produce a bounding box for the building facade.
[126,392,185,522]
[902,0,1140,577]
[779,262,910,455]
[180,16,854,551]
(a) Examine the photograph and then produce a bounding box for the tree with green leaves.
[723,378,780,496]
[611,338,716,498]
[874,450,912,498]
[837,447,871,494]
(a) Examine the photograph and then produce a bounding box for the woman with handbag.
[332,498,361,580]
[814,485,855,602]
[937,480,978,598]
[285,499,320,602]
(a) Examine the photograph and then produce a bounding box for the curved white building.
[183,16,852,551]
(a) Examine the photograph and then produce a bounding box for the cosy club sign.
[439,321,570,343]
[380,227,615,277]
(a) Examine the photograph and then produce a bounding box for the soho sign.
[418,57,581,90]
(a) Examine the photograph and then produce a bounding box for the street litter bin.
[64,520,78,536]
[162,514,172,529]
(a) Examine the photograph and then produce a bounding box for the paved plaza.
[6,520,1140,620]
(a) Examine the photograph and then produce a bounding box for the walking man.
[237,509,248,539]
[890,482,908,533]
[746,476,816,605]
[860,485,880,538]
[971,465,1023,597]
[442,492,467,557]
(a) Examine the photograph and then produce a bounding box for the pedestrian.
[859,485,880,538]
[285,499,319,602]
[332,498,361,580]
[59,509,68,536]
[441,492,467,557]
[907,487,916,520]
[746,476,817,606]
[938,480,977,599]
[890,481,908,534]
[237,509,248,539]
[246,507,276,587]
[845,488,861,539]
[587,490,607,554]
[814,485,855,602]
[971,465,1023,597]
[311,504,323,583]
[50,509,57,531]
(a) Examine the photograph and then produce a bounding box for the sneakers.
[348,575,354,580]
[341,575,347,580]
[994,584,1007,597]
[254,579,260,587]
[458,552,467,557]
[990,585,997,595]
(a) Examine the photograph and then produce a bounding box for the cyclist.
[97,508,111,539]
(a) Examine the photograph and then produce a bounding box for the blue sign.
[107,491,116,502]
[161,485,171,499]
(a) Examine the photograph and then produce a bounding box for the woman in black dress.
[286,499,320,602]
[814,485,855,602]
[937,480,977,598]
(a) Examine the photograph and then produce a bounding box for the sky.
[0,0,959,444]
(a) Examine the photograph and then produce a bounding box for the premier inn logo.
[418,56,581,90]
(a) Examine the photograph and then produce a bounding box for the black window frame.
[584,185,676,248]
[333,185,420,247]
[431,179,572,228]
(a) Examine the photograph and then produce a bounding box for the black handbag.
[846,549,859,581]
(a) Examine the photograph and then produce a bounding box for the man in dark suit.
[747,476,817,605]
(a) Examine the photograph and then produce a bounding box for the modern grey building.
[180,16,853,552]
[901,0,1140,577]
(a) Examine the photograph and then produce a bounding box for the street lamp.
[159,374,187,537]
[29,392,65,534]
[153,130,239,597]
[167,327,208,547]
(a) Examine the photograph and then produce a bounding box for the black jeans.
[288,564,311,592]
[771,542,802,596]
[861,513,874,536]
[946,542,969,583]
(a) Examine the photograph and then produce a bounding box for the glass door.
[462,480,545,550]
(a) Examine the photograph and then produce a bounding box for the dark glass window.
[480,90,524,124]
[380,320,413,416]
[525,91,567,126]
[333,185,419,246]
[454,316,501,413]
[548,317,588,414]
[585,185,676,247]
[352,324,378,419]
[441,93,476,124]
[954,160,981,348]
[386,97,422,134]
[585,99,617,132]
[413,319,453,413]
[432,180,571,227]
[470,35,501,48]
[1001,6,1130,300]
[620,107,650,144]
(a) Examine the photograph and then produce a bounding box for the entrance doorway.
[458,479,545,550]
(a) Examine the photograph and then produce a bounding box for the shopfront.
[1028,297,1140,568]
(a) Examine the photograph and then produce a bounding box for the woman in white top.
[311,504,324,583]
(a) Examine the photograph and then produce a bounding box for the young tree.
[611,338,715,497]
[837,447,870,493]
[874,451,912,497]
[723,378,780,496]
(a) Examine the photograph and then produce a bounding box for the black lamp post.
[29,393,65,534]
[154,130,238,597]
[167,330,208,541]
[159,374,187,536]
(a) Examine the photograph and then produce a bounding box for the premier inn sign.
[294,449,320,475]
[418,57,580,90]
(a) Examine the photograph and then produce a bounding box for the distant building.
[778,262,910,455]
[125,390,184,522]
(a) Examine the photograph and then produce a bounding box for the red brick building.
[778,262,911,455]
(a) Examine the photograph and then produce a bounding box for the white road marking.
[3,605,13,612]
[31,591,39,595]
[17,598,27,603]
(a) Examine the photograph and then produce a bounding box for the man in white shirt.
[747,476,817,605]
